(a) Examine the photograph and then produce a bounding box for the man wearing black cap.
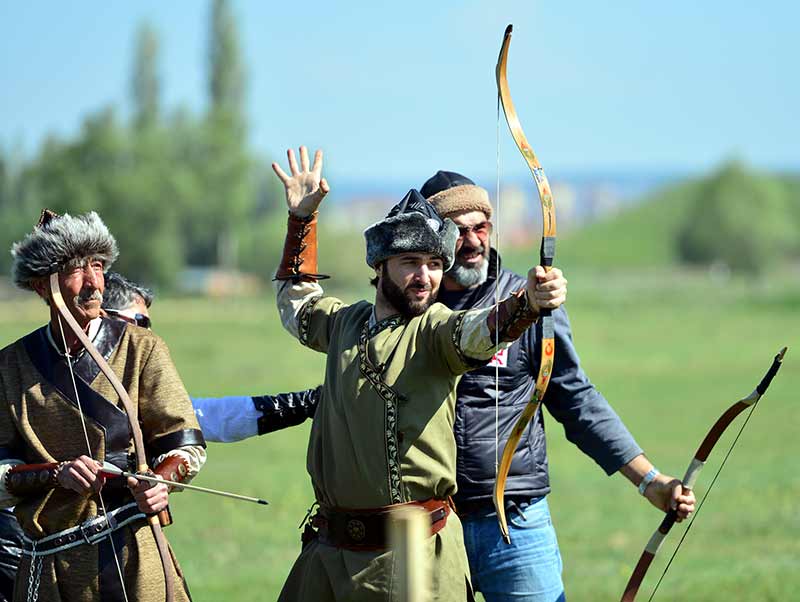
[421,171,695,601]
[269,147,568,601]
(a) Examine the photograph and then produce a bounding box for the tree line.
[676,161,799,276]
[0,0,282,291]
[1,1,797,291]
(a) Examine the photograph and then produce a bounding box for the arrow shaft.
[113,469,268,505]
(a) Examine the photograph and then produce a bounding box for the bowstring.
[55,314,130,602]
[647,400,761,601]
[494,90,502,476]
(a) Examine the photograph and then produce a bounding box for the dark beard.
[380,274,436,318]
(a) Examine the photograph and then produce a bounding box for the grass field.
[0,268,797,601]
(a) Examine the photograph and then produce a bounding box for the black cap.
[420,171,476,199]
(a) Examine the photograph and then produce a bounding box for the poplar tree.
[131,22,161,131]
[195,0,252,268]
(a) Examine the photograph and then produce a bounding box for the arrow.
[100,462,269,506]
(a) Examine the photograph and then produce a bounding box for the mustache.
[407,282,432,292]
[457,243,486,256]
[73,289,103,307]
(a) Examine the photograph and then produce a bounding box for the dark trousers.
[0,509,24,602]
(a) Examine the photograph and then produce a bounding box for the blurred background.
[1,1,797,600]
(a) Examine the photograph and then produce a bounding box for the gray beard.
[447,259,489,288]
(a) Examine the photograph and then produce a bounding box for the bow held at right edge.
[620,346,787,602]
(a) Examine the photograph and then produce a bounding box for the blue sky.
[1,1,797,185]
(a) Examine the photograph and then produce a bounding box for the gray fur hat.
[364,189,459,270]
[11,209,119,291]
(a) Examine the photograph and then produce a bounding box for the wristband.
[638,467,660,496]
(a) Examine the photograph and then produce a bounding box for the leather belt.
[22,502,145,557]
[311,498,451,551]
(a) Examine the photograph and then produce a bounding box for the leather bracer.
[487,289,539,343]
[153,455,190,491]
[150,455,189,527]
[274,212,329,283]
[5,462,65,497]
[254,385,321,435]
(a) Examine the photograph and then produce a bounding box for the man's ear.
[30,277,50,299]
[369,263,384,289]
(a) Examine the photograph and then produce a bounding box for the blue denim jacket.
[437,250,642,506]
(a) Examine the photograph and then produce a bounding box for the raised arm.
[272,146,346,351]
[273,146,330,284]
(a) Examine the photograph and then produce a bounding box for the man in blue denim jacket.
[421,171,694,602]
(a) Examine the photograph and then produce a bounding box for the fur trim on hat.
[11,211,119,291]
[364,212,459,271]
[426,184,493,220]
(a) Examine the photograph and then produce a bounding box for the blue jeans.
[462,497,566,602]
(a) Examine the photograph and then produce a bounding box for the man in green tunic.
[271,147,568,601]
[0,210,206,601]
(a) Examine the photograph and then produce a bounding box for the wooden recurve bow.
[50,272,176,602]
[492,24,558,544]
[621,346,787,601]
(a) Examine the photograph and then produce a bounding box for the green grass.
[0,270,797,601]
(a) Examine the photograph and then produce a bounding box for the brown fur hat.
[421,171,493,220]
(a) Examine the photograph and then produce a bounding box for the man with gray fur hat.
[422,171,695,602]
[270,147,567,601]
[0,210,205,601]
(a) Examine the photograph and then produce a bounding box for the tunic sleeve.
[422,304,511,377]
[458,305,514,359]
[153,446,206,483]
[275,279,346,354]
[138,336,207,466]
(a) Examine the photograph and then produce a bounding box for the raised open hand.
[272,146,329,218]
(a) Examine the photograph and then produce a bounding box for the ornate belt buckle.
[346,518,366,543]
